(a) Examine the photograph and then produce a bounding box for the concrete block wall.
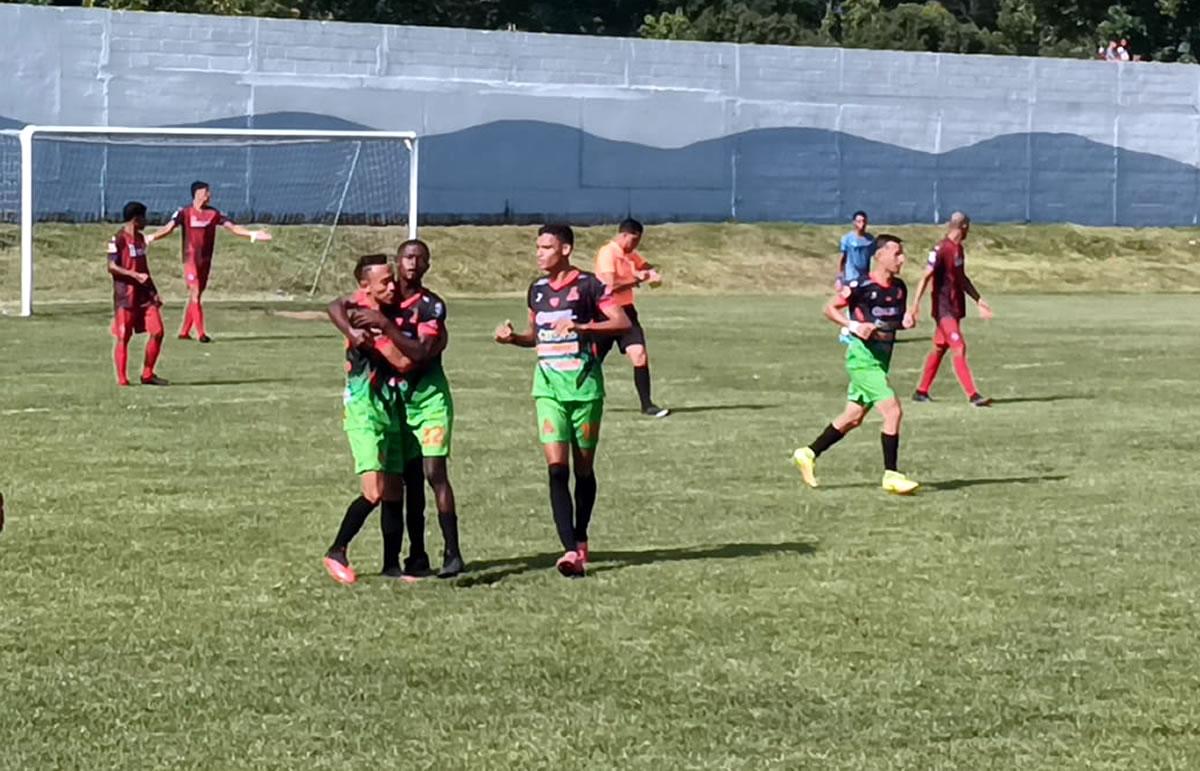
[2,4,1199,226]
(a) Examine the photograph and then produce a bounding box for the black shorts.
[599,304,646,358]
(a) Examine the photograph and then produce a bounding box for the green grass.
[2,293,1199,768]
[4,222,1200,310]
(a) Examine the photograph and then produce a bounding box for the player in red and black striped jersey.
[907,212,994,407]
[107,201,167,387]
[146,181,271,342]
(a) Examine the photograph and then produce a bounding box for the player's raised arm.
[327,295,369,348]
[143,214,178,246]
[221,220,272,242]
[348,307,432,364]
[495,313,536,347]
[823,288,873,340]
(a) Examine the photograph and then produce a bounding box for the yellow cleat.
[791,447,819,488]
[882,470,920,495]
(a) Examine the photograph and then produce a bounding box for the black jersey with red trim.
[394,288,448,392]
[841,276,908,359]
[526,269,615,401]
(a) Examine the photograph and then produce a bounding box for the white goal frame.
[13,124,420,317]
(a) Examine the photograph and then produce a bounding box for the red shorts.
[933,316,966,349]
[112,305,164,338]
[184,260,211,292]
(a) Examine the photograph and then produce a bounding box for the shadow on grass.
[168,377,295,387]
[816,474,1068,492]
[608,403,780,415]
[453,540,818,587]
[989,395,1090,404]
[201,333,335,343]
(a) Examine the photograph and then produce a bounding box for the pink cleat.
[556,550,585,578]
[323,550,357,585]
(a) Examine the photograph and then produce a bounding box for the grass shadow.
[609,403,780,415]
[454,540,818,587]
[169,377,295,387]
[989,395,1090,404]
[924,474,1068,491]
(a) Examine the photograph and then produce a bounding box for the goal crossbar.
[13,124,421,317]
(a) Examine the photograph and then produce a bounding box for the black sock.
[380,500,404,570]
[404,462,426,559]
[573,472,597,544]
[438,511,461,558]
[548,464,576,551]
[809,424,845,457]
[881,432,899,472]
[331,495,378,551]
[634,365,652,409]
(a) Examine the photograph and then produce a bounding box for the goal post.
[6,125,420,317]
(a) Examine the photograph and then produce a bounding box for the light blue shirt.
[839,231,877,284]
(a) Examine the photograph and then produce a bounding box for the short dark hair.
[190,180,210,196]
[354,253,390,282]
[397,238,430,258]
[875,233,903,249]
[618,218,644,235]
[122,201,147,222]
[538,224,574,247]
[852,210,868,221]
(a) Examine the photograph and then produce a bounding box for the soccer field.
[2,294,1198,768]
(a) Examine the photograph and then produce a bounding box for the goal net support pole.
[14,125,419,317]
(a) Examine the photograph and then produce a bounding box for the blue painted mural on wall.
[5,112,1196,227]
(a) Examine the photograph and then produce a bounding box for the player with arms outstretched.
[321,254,435,585]
[907,211,993,406]
[146,181,271,343]
[495,225,631,577]
[108,201,167,387]
[593,218,669,417]
[792,235,920,495]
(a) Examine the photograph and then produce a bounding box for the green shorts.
[403,381,454,459]
[345,426,410,475]
[344,384,407,475]
[845,340,894,407]
[535,397,603,449]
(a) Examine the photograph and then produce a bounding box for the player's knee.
[548,464,570,484]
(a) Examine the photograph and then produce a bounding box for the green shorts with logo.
[401,371,454,459]
[344,383,409,475]
[845,338,895,407]
[535,397,603,449]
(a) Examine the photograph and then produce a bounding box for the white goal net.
[0,126,419,316]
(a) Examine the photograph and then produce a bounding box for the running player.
[321,254,434,585]
[107,201,167,387]
[792,234,920,495]
[145,181,271,342]
[837,210,876,288]
[343,240,464,580]
[593,218,669,418]
[495,225,631,577]
[906,212,993,406]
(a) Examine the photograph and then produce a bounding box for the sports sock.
[380,500,404,571]
[808,424,845,457]
[573,472,597,544]
[438,511,461,558]
[331,495,378,551]
[403,461,426,558]
[142,335,162,379]
[918,347,947,393]
[881,432,899,472]
[952,352,978,398]
[548,464,576,551]
[114,340,129,384]
[634,365,653,409]
[193,299,207,338]
[179,303,194,337]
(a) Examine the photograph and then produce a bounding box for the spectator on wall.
[1118,39,1131,61]
[1105,40,1119,60]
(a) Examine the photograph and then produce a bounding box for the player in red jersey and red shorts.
[146,181,271,342]
[906,211,994,407]
[108,201,167,387]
